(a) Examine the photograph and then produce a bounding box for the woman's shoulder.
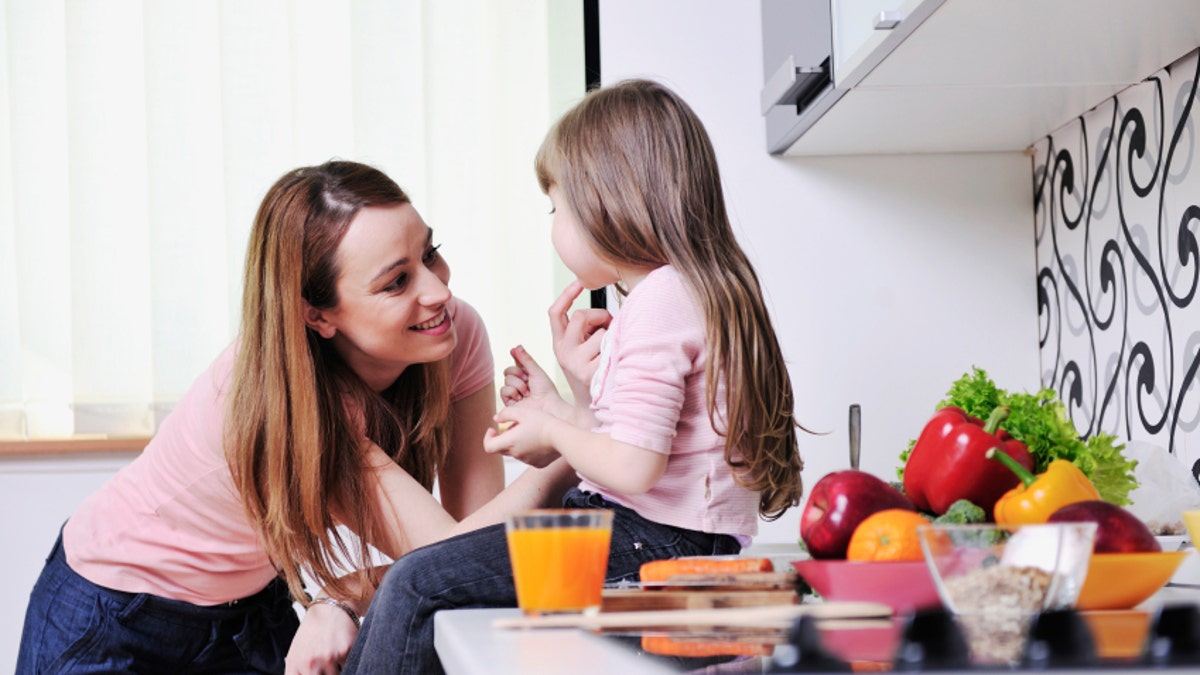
[449,296,490,350]
[448,296,494,400]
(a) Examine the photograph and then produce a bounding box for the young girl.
[343,79,805,675]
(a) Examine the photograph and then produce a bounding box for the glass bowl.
[917,522,1097,665]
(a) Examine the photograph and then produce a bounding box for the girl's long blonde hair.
[535,79,805,519]
[226,161,451,603]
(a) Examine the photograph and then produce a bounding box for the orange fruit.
[846,509,931,562]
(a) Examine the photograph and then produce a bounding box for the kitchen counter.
[434,608,680,675]
[435,586,1200,675]
[433,543,1200,673]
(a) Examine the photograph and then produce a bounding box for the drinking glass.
[506,509,614,616]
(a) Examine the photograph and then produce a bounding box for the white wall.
[598,0,1040,546]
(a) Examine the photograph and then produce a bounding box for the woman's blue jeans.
[342,488,741,674]
[17,529,300,674]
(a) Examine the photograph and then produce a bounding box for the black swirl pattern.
[1034,48,1200,459]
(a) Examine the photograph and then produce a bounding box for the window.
[0,0,584,441]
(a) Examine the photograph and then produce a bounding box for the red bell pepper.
[902,405,1036,517]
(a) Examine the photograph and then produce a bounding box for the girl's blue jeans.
[17,528,300,674]
[342,487,741,675]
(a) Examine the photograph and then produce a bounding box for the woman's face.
[549,185,616,290]
[310,203,455,391]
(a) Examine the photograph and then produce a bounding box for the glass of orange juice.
[506,508,614,616]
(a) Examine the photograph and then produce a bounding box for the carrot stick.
[641,634,773,657]
[639,557,774,583]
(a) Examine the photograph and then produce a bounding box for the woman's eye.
[386,273,408,292]
[423,244,443,265]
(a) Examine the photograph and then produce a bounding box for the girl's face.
[549,185,617,290]
[307,203,455,391]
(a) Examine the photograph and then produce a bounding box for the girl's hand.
[498,346,570,419]
[483,404,562,468]
[284,600,359,675]
[498,360,530,407]
[549,281,611,404]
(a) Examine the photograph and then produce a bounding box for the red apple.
[800,470,918,559]
[1047,500,1161,553]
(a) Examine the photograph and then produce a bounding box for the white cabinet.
[762,0,1200,156]
[830,0,910,80]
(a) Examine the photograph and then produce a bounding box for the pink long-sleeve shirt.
[64,297,493,605]
[579,265,759,540]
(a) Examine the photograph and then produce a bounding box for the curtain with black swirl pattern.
[1033,48,1200,473]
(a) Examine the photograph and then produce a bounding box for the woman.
[17,160,575,674]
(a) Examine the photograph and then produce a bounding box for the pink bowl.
[791,559,942,615]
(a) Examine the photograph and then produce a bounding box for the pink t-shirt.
[579,265,759,540]
[64,297,493,605]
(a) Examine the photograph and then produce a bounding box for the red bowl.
[791,559,942,615]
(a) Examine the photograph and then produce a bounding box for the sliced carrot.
[641,635,773,657]
[639,557,774,583]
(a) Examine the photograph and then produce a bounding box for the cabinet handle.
[760,55,830,116]
[874,11,904,30]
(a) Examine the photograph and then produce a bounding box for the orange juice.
[506,509,613,615]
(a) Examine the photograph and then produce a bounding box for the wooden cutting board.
[492,601,892,631]
[601,587,798,612]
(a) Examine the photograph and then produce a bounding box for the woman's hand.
[284,601,359,675]
[549,281,610,406]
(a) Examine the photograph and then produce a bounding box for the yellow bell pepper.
[987,447,1101,525]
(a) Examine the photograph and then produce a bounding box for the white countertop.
[434,608,682,675]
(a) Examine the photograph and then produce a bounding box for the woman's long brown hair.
[226,161,451,603]
[535,80,805,520]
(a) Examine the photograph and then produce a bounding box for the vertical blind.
[0,0,583,440]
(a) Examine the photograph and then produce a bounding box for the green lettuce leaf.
[897,367,1138,505]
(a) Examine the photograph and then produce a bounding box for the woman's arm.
[289,434,575,674]
[437,382,505,520]
[364,446,576,561]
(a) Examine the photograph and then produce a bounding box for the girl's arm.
[436,382,505,520]
[485,406,667,495]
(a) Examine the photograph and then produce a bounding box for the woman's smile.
[411,309,451,334]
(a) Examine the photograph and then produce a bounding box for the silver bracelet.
[311,596,362,629]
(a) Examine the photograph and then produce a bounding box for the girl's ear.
[303,301,337,339]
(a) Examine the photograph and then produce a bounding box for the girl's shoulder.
[629,264,687,299]
[619,266,705,341]
[625,265,699,314]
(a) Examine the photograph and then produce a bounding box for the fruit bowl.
[790,558,941,614]
[1075,551,1189,610]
